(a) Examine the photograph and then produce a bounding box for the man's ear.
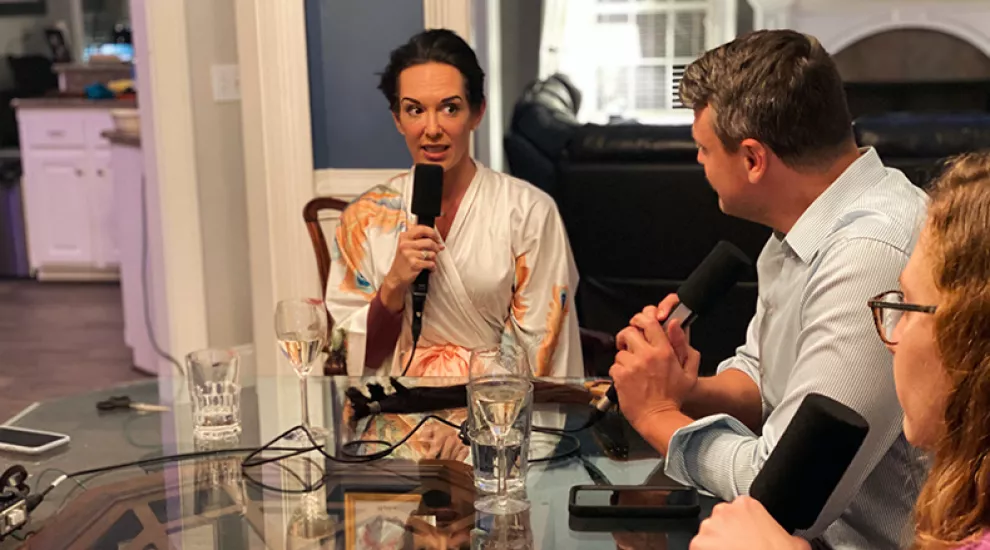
[739,138,769,184]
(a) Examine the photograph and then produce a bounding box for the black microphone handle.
[410,213,436,308]
[417,214,436,229]
[599,301,695,411]
[413,269,430,292]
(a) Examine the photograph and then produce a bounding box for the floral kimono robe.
[326,162,583,380]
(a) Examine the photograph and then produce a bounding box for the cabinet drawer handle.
[76,169,84,177]
[47,130,65,138]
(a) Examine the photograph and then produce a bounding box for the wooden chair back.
[303,196,349,374]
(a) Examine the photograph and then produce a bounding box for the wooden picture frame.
[0,0,46,17]
[344,491,422,550]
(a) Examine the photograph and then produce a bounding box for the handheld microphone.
[409,163,444,350]
[596,240,752,412]
[749,393,869,534]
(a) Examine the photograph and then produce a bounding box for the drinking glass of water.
[472,508,533,549]
[275,298,328,441]
[468,347,533,515]
[186,348,242,439]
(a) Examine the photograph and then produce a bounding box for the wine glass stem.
[497,434,508,506]
[303,453,313,490]
[300,371,311,433]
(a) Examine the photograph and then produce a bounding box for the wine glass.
[469,347,532,515]
[286,457,334,549]
[275,298,328,441]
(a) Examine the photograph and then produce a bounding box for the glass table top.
[0,348,716,549]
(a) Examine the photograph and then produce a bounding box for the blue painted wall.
[306,0,424,169]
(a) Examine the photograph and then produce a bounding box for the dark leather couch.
[507,74,990,376]
[854,112,990,187]
[559,124,768,376]
[503,74,582,196]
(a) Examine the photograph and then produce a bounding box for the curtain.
[538,0,570,79]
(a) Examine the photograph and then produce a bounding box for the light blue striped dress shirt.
[663,148,930,550]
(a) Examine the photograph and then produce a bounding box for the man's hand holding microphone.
[599,240,754,453]
[610,294,702,437]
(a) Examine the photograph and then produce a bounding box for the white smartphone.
[0,426,70,454]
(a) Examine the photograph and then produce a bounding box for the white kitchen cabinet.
[15,106,124,281]
[91,153,119,266]
[21,151,93,266]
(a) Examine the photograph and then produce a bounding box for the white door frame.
[135,0,209,375]
[234,0,320,377]
[425,1,473,38]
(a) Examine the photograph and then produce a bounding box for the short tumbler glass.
[186,348,242,439]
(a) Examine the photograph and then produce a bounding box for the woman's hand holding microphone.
[379,225,444,313]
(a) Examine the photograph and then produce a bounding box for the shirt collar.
[783,147,886,263]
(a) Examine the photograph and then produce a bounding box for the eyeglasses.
[867,290,937,345]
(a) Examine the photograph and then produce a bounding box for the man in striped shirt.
[609,30,929,550]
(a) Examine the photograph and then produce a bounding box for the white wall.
[779,0,990,60]
[796,0,990,7]
[306,0,424,170]
[184,0,253,350]
[499,0,542,134]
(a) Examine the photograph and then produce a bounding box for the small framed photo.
[44,27,71,63]
[0,0,46,17]
[344,492,422,550]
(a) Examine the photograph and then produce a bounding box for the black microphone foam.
[596,241,752,412]
[408,164,444,358]
[749,393,869,534]
[411,163,444,224]
[677,240,753,317]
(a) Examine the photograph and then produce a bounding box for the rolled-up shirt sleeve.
[664,414,766,497]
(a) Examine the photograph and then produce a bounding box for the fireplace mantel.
[749,0,990,59]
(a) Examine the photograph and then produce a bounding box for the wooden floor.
[0,279,153,422]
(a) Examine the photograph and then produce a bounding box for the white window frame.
[557,0,736,125]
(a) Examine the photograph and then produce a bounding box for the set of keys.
[95,395,170,413]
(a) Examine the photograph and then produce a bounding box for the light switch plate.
[211,64,241,102]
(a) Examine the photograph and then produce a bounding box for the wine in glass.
[275,298,328,441]
[469,348,532,515]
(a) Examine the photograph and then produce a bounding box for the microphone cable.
[399,244,428,378]
[240,416,583,496]
[19,412,586,515]
[400,308,421,377]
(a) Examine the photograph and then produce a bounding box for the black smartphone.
[568,485,701,518]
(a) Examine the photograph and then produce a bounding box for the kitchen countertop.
[101,130,141,147]
[11,96,138,109]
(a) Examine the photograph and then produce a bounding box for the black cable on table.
[530,427,581,463]
[239,413,583,496]
[10,530,35,542]
[270,459,311,490]
[34,468,86,494]
[68,446,289,478]
[41,401,592,509]
[45,445,303,514]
